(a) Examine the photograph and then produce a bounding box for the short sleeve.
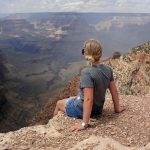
[110,68,114,81]
[80,69,94,88]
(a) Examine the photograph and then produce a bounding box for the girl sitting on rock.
[53,39,124,131]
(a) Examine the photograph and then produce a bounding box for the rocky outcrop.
[106,58,150,95]
[131,41,150,55]
[112,51,121,59]
[0,95,150,150]
[105,41,150,96]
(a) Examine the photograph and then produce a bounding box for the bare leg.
[53,99,67,116]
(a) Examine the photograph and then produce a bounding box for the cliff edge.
[0,95,150,150]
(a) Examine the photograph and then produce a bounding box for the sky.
[0,0,150,14]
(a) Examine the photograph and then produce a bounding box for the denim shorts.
[65,96,83,118]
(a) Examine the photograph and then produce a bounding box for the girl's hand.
[115,106,126,113]
[70,123,85,132]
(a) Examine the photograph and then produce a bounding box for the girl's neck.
[93,61,100,66]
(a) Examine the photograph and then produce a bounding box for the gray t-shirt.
[78,64,114,114]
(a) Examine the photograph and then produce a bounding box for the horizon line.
[1,11,150,15]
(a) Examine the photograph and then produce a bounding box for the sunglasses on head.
[82,49,84,55]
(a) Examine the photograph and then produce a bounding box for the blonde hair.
[84,39,102,63]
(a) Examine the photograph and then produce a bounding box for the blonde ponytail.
[85,55,94,66]
[85,55,94,62]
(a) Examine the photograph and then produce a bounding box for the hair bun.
[85,55,94,62]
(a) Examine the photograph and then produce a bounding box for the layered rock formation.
[105,41,150,96]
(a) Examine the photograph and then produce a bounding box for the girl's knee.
[57,100,61,107]
[57,99,65,108]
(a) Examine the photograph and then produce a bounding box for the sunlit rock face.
[106,41,150,96]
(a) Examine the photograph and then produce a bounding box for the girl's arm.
[70,88,93,131]
[108,81,124,113]
[82,88,93,124]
